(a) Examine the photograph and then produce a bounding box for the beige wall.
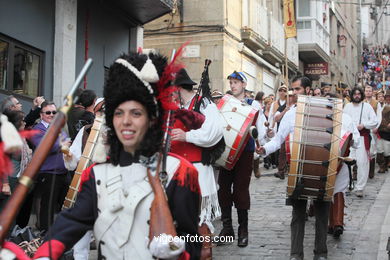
[144,0,291,95]
[328,3,359,90]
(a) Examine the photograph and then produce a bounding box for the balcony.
[287,37,299,69]
[262,16,285,65]
[241,1,269,51]
[297,17,330,63]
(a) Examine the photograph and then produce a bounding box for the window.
[298,0,310,17]
[297,21,312,29]
[0,40,8,91]
[0,34,43,98]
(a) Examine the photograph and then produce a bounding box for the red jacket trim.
[33,240,65,260]
[3,241,31,260]
[78,163,97,192]
[169,152,201,194]
[178,250,190,260]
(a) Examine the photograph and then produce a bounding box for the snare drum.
[288,96,343,201]
[216,95,259,170]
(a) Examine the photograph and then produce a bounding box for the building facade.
[361,0,390,48]
[144,0,299,96]
[0,0,172,110]
[329,1,359,90]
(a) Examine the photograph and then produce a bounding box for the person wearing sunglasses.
[30,101,69,232]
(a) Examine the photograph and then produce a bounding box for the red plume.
[156,42,189,111]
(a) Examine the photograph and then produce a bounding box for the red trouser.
[218,151,253,210]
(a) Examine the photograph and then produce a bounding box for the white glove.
[149,233,185,259]
[0,248,16,260]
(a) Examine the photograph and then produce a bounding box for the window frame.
[0,33,44,100]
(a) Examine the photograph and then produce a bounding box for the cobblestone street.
[213,166,390,260]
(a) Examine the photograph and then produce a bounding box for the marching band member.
[29,51,202,259]
[217,71,264,247]
[62,98,105,260]
[258,76,330,260]
[344,86,378,198]
[376,90,390,173]
[170,68,223,258]
[328,113,360,238]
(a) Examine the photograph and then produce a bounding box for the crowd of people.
[0,46,388,260]
[361,45,390,91]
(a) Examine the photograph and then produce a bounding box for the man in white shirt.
[258,76,329,260]
[344,87,378,197]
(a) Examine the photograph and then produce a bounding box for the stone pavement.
[212,166,390,260]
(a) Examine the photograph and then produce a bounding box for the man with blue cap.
[216,71,263,247]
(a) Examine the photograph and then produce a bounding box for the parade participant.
[211,90,223,105]
[376,90,390,173]
[217,71,263,247]
[30,51,202,259]
[344,87,378,197]
[252,91,265,178]
[62,97,105,260]
[342,87,351,107]
[258,75,330,260]
[269,85,288,179]
[170,68,223,258]
[328,113,360,238]
[365,84,378,112]
[364,84,378,179]
[67,89,97,141]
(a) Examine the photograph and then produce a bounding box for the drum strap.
[359,102,364,125]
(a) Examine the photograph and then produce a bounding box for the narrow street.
[213,166,390,260]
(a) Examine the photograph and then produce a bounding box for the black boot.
[216,207,234,245]
[237,209,248,247]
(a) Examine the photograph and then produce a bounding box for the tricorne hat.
[174,69,197,90]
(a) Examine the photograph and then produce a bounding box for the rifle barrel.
[0,58,93,244]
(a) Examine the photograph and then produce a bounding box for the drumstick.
[264,121,270,131]
[338,156,355,162]
[249,126,260,148]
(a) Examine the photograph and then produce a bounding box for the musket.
[0,59,93,244]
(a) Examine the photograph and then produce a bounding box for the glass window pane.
[298,0,310,17]
[0,40,8,91]
[297,21,304,29]
[305,21,312,29]
[13,47,39,97]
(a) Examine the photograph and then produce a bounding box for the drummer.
[258,75,330,260]
[216,71,265,247]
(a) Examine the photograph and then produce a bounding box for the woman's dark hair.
[3,110,25,130]
[255,91,264,102]
[104,52,167,165]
